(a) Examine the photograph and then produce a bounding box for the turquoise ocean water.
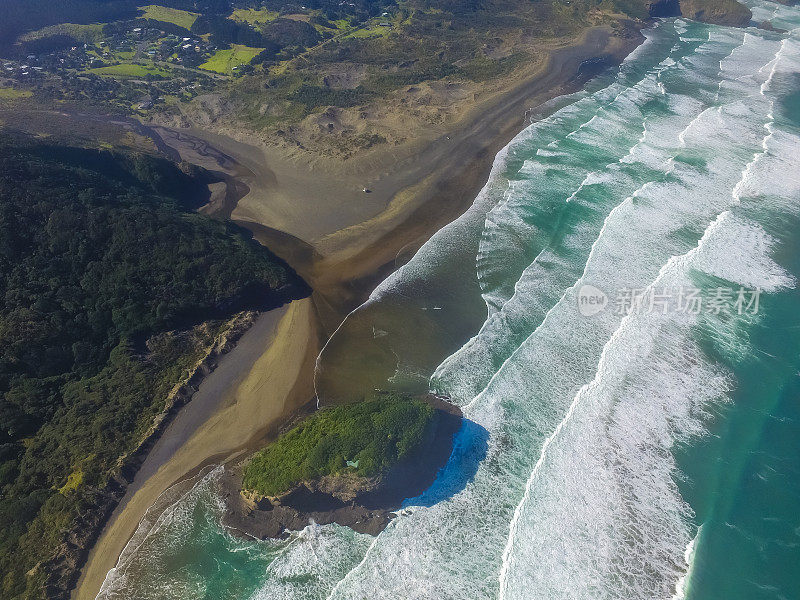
[98,3,800,598]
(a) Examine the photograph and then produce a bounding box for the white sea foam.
[248,524,373,600]
[497,205,793,599]
[303,13,800,599]
[321,15,799,600]
[98,466,226,599]
[433,22,760,403]
[671,525,702,600]
[495,24,797,598]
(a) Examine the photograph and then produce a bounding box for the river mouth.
[313,39,643,405]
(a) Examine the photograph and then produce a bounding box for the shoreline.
[144,23,645,319]
[74,299,319,600]
[43,310,267,600]
[71,21,647,600]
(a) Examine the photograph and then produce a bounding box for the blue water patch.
[405,418,489,508]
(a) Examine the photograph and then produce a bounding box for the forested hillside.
[0,141,305,598]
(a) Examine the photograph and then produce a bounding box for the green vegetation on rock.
[243,395,436,497]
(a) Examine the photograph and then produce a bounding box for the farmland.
[0,87,33,100]
[200,44,263,75]
[138,5,200,30]
[88,63,172,79]
[228,8,279,26]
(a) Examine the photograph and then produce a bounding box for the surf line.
[495,205,734,598]
[453,33,723,409]
[96,465,222,597]
[495,57,786,586]
[496,44,787,587]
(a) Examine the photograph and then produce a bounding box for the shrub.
[243,395,436,497]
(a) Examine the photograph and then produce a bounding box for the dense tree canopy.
[0,141,302,598]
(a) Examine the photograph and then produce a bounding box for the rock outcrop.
[222,396,463,539]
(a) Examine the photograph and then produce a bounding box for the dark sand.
[74,300,319,600]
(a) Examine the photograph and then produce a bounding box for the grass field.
[199,45,263,75]
[88,64,172,79]
[344,22,393,39]
[138,5,200,30]
[330,19,353,30]
[0,88,33,100]
[18,23,105,44]
[228,8,279,25]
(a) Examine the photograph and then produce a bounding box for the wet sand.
[74,299,319,600]
[148,25,641,318]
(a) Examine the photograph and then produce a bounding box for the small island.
[220,393,462,538]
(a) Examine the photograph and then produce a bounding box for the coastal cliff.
[40,311,281,600]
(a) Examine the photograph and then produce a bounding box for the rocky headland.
[220,396,462,539]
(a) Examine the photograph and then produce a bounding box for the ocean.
[97,2,800,598]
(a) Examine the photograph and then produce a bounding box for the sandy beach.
[74,299,318,599]
[71,22,643,600]
[148,25,642,319]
